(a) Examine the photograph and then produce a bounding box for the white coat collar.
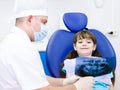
[10,26,31,42]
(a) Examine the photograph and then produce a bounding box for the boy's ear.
[93,44,97,51]
[73,44,76,51]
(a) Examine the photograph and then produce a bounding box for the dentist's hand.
[74,76,94,90]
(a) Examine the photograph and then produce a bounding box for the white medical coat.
[0,26,49,90]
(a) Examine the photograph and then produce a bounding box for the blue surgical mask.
[34,24,48,41]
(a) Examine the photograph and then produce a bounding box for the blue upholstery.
[89,29,116,70]
[46,12,116,77]
[46,30,75,77]
[63,12,88,32]
[39,51,51,76]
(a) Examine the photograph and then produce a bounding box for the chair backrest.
[46,12,116,77]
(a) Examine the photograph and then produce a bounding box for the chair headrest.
[63,12,88,33]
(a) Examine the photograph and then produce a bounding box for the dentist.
[0,0,94,90]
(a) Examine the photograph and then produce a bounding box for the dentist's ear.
[25,15,33,24]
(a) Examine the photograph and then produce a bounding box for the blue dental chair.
[46,12,116,78]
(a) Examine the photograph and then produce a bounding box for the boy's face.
[74,38,96,57]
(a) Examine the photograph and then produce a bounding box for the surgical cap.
[13,0,48,18]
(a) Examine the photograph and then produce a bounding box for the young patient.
[61,30,114,90]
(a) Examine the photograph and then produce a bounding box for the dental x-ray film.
[75,56,113,77]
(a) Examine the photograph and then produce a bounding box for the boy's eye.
[78,41,82,43]
[87,41,92,43]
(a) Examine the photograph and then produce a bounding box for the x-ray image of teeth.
[75,57,113,77]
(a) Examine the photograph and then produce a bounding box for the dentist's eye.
[42,19,48,25]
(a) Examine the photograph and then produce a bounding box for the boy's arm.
[110,84,114,90]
